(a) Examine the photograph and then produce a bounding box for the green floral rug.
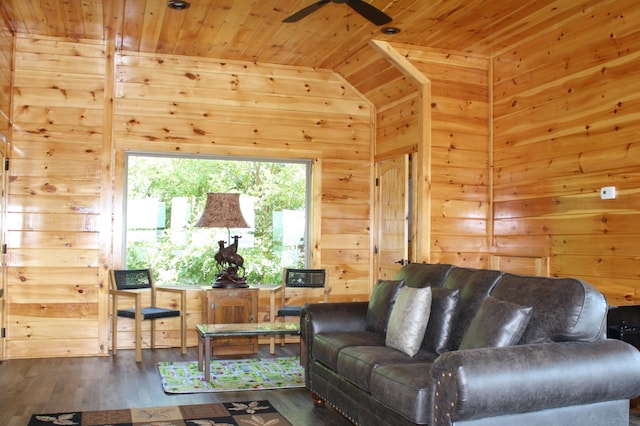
[157,356,305,393]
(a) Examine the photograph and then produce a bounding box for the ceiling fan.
[283,0,393,26]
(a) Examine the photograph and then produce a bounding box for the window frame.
[117,151,313,284]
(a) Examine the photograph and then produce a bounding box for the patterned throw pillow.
[385,286,432,357]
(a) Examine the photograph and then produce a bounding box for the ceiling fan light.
[381,27,401,35]
[168,0,190,10]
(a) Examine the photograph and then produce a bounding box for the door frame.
[0,136,8,360]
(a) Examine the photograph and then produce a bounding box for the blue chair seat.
[278,305,303,317]
[117,307,180,320]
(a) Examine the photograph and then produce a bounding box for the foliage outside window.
[125,154,309,285]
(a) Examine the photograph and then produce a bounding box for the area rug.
[157,356,305,393]
[29,400,292,425]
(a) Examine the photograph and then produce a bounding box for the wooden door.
[203,288,258,355]
[374,155,410,282]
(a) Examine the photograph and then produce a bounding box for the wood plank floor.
[0,344,352,426]
[1,344,639,425]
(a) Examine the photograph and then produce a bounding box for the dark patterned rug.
[28,400,292,425]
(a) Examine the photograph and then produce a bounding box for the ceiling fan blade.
[283,0,331,23]
[346,0,392,25]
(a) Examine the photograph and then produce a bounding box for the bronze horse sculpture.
[213,235,247,287]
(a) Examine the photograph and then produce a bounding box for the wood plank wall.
[336,42,426,274]
[492,1,640,305]
[0,13,12,361]
[112,52,373,304]
[7,35,107,358]
[335,41,491,273]
[0,13,11,138]
[4,38,373,358]
[396,45,491,268]
[3,1,640,357]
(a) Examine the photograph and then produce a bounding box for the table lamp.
[195,193,250,288]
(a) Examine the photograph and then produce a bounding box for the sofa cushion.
[459,296,533,349]
[490,274,608,344]
[337,346,437,392]
[370,363,434,424]
[386,286,432,356]
[365,279,404,334]
[313,331,385,372]
[443,267,504,350]
[394,263,455,289]
[422,287,460,354]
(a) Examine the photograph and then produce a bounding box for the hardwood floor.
[0,344,352,426]
[1,344,639,426]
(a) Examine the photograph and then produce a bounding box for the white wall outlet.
[600,186,616,200]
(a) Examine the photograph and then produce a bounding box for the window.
[124,153,311,285]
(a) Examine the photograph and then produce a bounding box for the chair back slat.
[285,269,326,288]
[112,269,153,290]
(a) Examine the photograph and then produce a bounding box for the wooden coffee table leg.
[198,334,203,371]
[204,336,212,381]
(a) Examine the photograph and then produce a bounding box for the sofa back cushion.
[421,287,460,354]
[366,279,404,334]
[490,274,608,344]
[394,263,455,289]
[443,268,504,350]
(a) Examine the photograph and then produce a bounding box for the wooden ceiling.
[0,0,596,71]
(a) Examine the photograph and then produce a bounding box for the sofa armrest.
[430,339,640,424]
[301,302,369,336]
[300,302,369,379]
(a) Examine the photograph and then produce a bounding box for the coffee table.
[197,322,301,381]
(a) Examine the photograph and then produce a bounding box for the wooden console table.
[202,288,259,355]
[196,323,301,381]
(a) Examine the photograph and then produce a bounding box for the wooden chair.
[277,268,328,344]
[110,268,187,362]
[277,268,328,317]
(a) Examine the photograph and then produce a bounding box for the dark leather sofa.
[300,263,640,426]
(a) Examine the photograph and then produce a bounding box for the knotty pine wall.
[492,2,640,306]
[112,51,374,303]
[336,41,429,272]
[4,35,373,358]
[0,14,11,139]
[7,36,109,358]
[3,2,640,358]
[0,13,11,361]
[395,45,491,268]
[337,42,491,272]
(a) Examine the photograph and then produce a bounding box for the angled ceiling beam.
[368,39,429,86]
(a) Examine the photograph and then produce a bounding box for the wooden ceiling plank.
[120,0,146,52]
[2,0,633,74]
[39,0,66,37]
[137,0,167,53]
[9,1,48,36]
[224,0,288,61]
[170,0,214,57]
[59,0,88,39]
[81,0,106,39]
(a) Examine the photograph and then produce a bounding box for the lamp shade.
[195,193,249,228]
